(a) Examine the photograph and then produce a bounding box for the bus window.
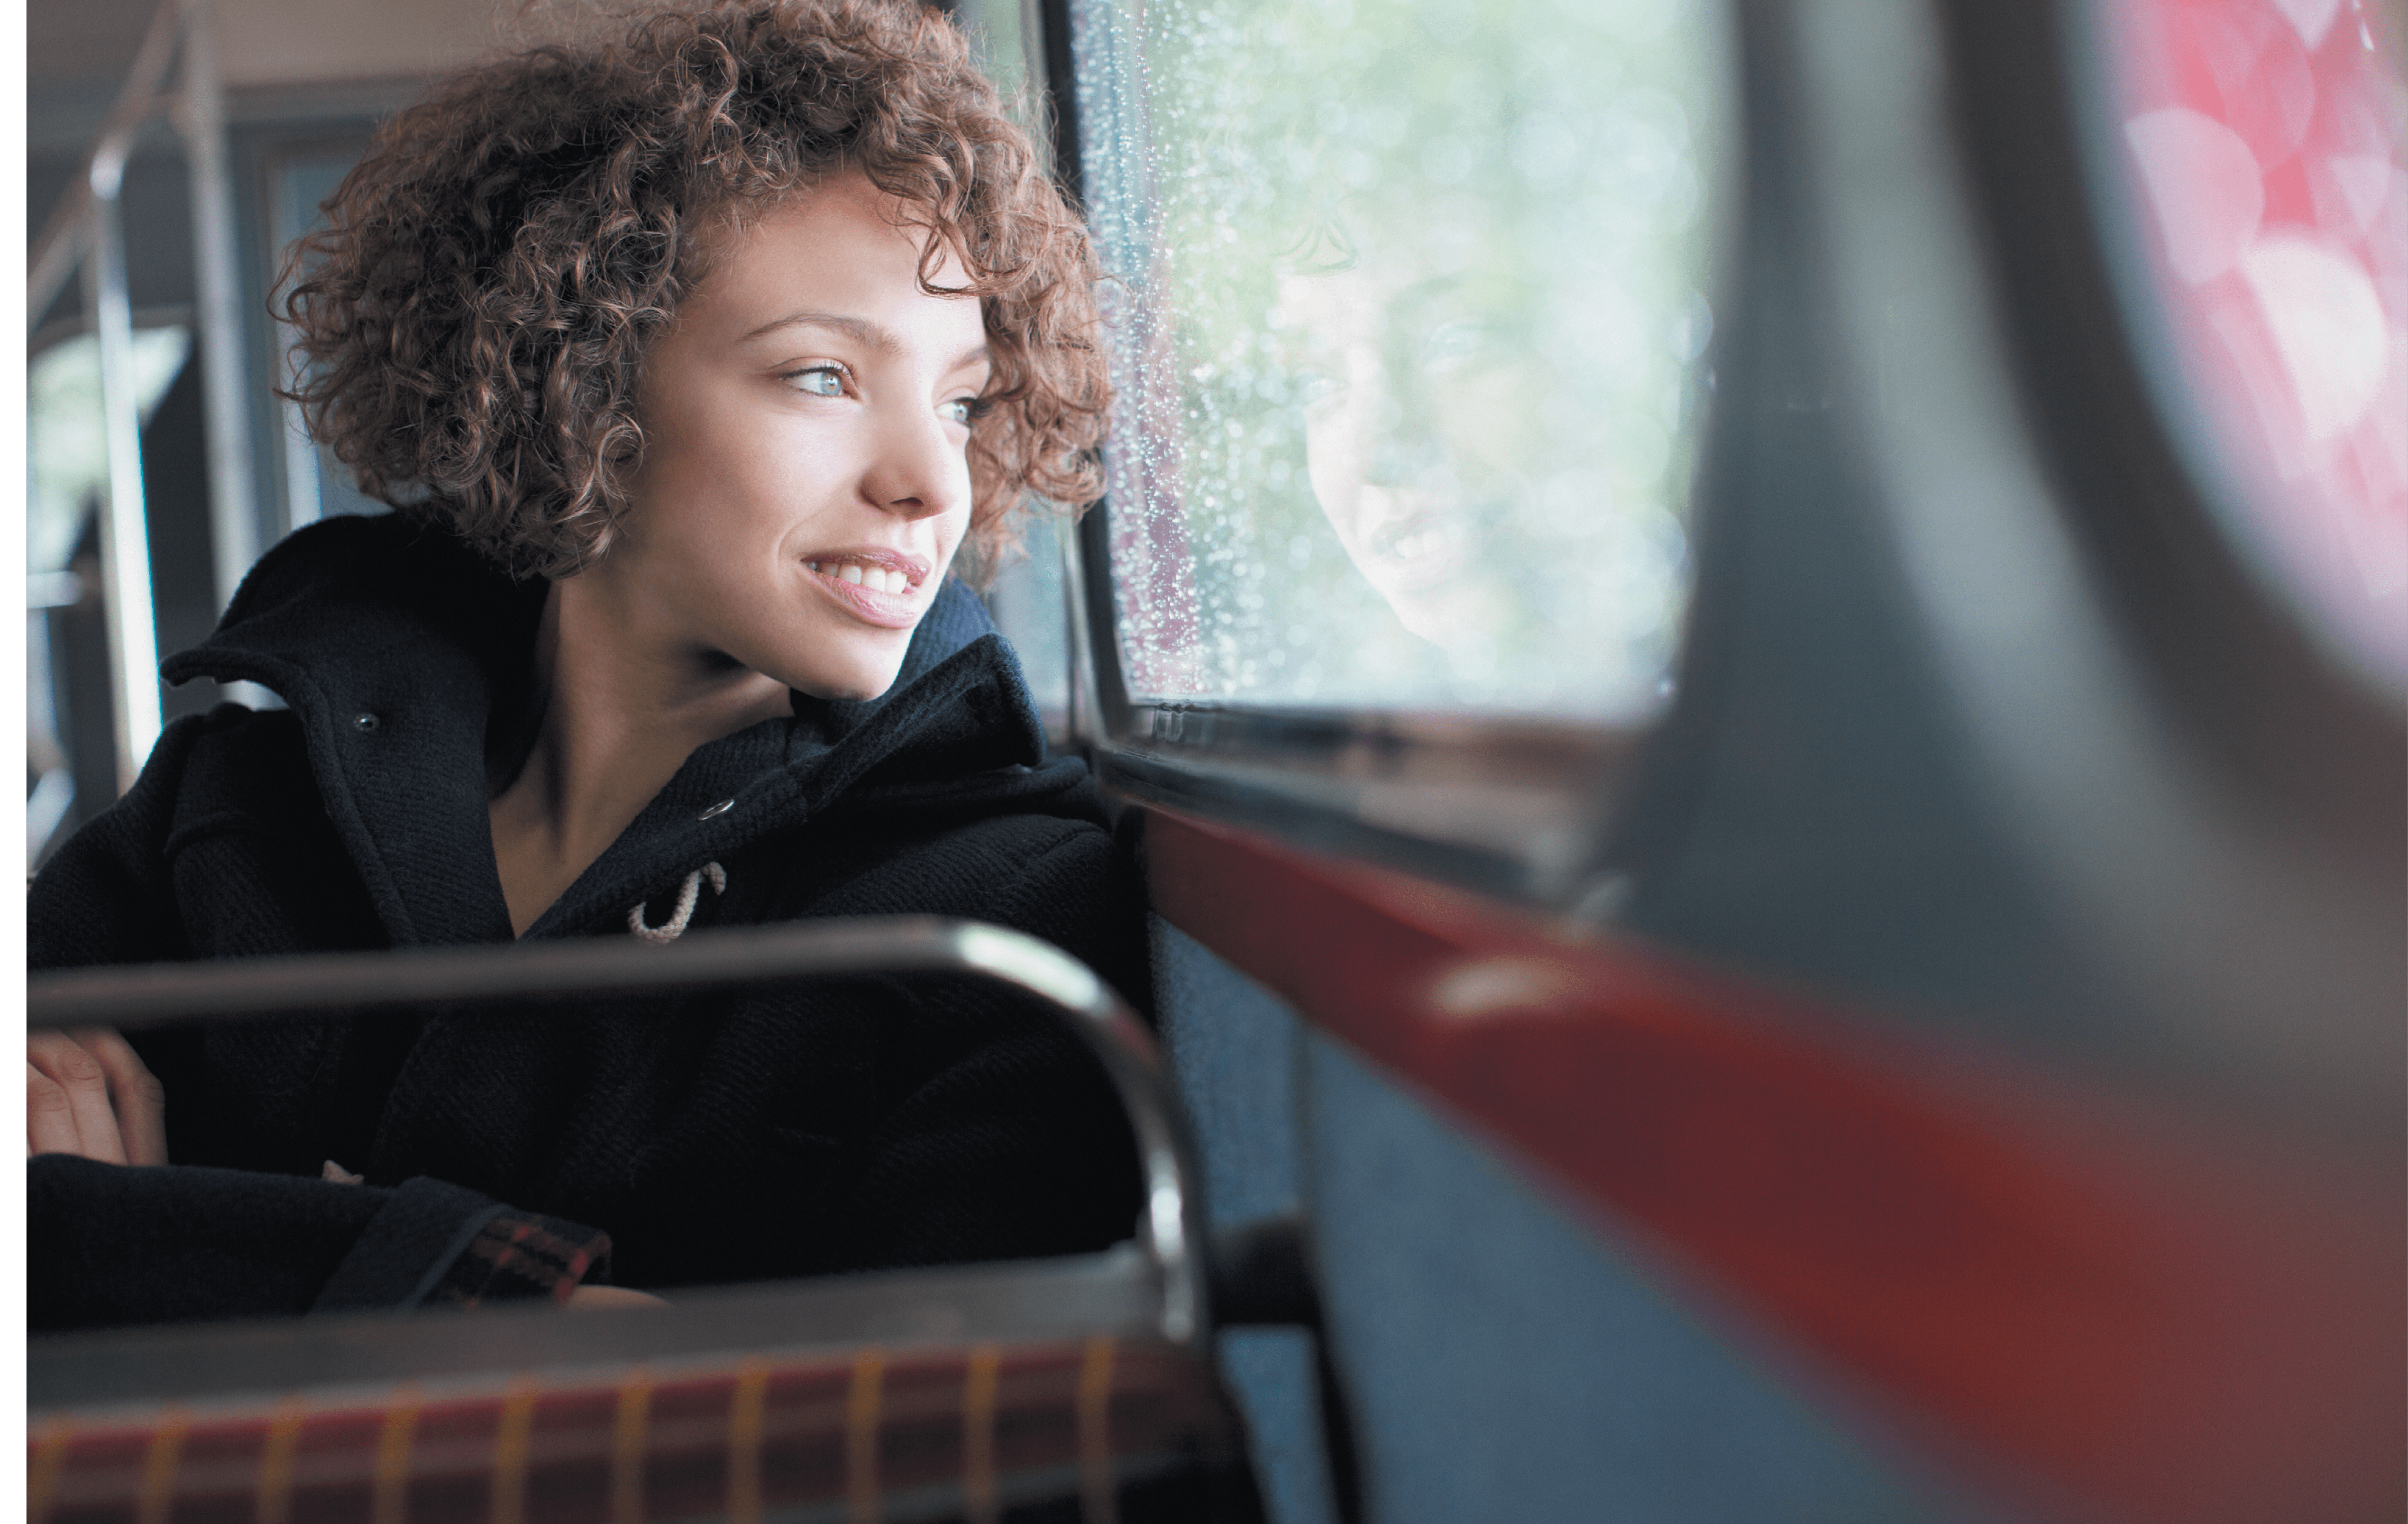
[2102,0,2407,689]
[986,509,1076,725]
[1071,0,1730,718]
[939,0,1075,727]
[264,142,389,530]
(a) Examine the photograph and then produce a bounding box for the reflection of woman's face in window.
[1276,264,1536,643]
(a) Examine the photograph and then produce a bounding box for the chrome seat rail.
[27,917,1209,1349]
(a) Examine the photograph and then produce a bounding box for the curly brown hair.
[278,0,1108,582]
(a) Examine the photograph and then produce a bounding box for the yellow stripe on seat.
[255,1398,307,1524]
[136,1406,191,1524]
[1078,1338,1117,1524]
[28,1418,75,1524]
[490,1377,541,1524]
[370,1386,423,1524]
[962,1345,1002,1524]
[610,1370,653,1524]
[846,1349,887,1524]
[728,1359,770,1524]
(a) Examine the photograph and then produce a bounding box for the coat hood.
[161,514,1069,946]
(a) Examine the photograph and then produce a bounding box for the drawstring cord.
[629,861,726,945]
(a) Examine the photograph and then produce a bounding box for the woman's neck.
[487,576,791,937]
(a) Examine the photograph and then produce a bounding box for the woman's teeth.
[806,560,911,595]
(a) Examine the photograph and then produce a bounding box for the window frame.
[1036,0,1738,911]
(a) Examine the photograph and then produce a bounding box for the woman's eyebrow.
[739,310,901,350]
[740,312,990,376]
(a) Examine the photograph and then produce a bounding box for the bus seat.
[27,920,1281,1524]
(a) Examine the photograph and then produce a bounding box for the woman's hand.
[564,1285,666,1310]
[27,1028,167,1166]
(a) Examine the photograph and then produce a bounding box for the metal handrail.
[32,0,185,798]
[31,0,259,799]
[26,0,187,326]
[28,917,1210,1345]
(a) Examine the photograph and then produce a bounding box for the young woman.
[27,0,1142,1328]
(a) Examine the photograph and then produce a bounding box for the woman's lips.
[802,547,932,585]
[800,551,929,630]
[1349,490,1479,592]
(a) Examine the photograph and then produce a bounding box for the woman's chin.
[755,626,919,705]
[792,675,897,704]
[782,657,907,705]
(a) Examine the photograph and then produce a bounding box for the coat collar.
[163,514,1029,947]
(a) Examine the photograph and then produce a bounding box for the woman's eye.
[1294,371,1347,415]
[938,397,978,426]
[1420,320,1501,375]
[786,365,847,397]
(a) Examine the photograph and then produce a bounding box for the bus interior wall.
[23,0,2406,1520]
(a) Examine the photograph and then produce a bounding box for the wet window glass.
[985,513,1073,719]
[955,0,1072,718]
[1071,0,1730,716]
[2105,0,2406,684]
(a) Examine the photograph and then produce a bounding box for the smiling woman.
[485,181,999,935]
[615,183,989,701]
[26,0,1144,1333]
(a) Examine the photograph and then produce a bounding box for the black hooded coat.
[27,514,1146,1331]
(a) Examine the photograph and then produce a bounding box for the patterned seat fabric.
[31,1334,1262,1524]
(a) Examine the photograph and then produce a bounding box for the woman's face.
[603,175,991,701]
[1276,261,1537,643]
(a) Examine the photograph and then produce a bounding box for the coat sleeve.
[28,714,615,1330]
[27,713,211,971]
[28,1155,615,1332]
[815,822,1154,1272]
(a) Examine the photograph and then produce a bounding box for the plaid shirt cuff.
[427,1212,614,1309]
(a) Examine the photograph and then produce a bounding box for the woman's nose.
[1364,388,1444,487]
[861,400,968,521]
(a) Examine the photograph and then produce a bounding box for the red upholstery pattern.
[31,1336,1236,1524]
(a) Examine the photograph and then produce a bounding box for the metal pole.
[177,0,261,613]
[85,152,166,793]
[26,0,188,328]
